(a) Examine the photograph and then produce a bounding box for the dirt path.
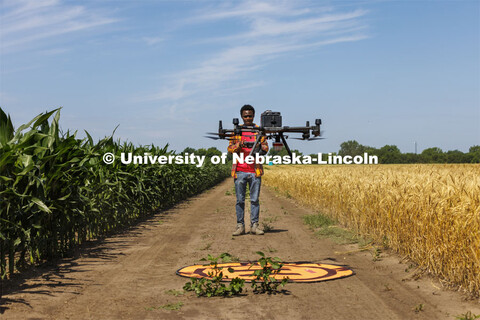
[1,179,479,320]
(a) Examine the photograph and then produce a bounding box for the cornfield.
[263,164,480,295]
[0,108,229,278]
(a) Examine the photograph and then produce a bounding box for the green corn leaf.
[13,238,21,247]
[0,108,14,147]
[56,192,71,201]
[32,109,60,129]
[13,109,58,141]
[31,197,51,213]
[84,130,94,146]
[18,154,34,168]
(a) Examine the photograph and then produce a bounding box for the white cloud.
[190,0,316,22]
[0,0,117,53]
[245,9,367,38]
[142,36,164,46]
[145,1,369,104]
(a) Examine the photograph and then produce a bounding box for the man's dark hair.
[240,104,255,116]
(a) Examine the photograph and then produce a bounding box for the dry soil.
[1,179,479,320]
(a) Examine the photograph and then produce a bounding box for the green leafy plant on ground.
[412,303,424,313]
[303,213,359,245]
[262,216,278,232]
[199,242,212,251]
[145,302,183,311]
[267,246,277,253]
[303,213,383,261]
[224,186,234,196]
[304,213,370,244]
[165,289,184,297]
[250,251,288,294]
[456,311,480,320]
[183,253,245,297]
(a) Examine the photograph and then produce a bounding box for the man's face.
[241,110,254,126]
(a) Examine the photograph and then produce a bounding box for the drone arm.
[248,134,261,157]
[280,133,292,158]
[280,127,310,133]
[248,132,269,157]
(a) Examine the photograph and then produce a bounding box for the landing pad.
[176,262,354,283]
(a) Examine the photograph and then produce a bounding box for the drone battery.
[261,110,282,128]
[273,142,283,151]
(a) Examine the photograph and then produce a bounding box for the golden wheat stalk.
[263,164,480,295]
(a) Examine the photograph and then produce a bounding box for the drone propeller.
[205,131,235,138]
[204,135,221,140]
[206,132,234,136]
[204,135,235,141]
[291,137,325,141]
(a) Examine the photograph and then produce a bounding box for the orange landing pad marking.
[176,262,354,283]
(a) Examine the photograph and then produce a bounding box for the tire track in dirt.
[1,179,479,319]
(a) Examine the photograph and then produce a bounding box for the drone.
[205,110,323,158]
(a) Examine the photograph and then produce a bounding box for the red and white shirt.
[236,131,256,173]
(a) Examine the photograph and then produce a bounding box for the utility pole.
[414,141,417,154]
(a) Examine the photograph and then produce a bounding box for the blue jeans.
[234,171,261,226]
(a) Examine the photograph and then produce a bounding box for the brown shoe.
[232,224,245,236]
[250,223,264,235]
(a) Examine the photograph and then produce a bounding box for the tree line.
[191,141,480,164]
[337,140,480,164]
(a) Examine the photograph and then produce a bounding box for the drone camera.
[261,110,282,128]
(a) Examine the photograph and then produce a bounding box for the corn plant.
[0,107,229,279]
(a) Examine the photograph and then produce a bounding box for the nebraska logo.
[177,262,354,283]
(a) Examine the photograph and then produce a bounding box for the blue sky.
[1,0,479,154]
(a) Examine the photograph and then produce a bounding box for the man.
[227,105,269,236]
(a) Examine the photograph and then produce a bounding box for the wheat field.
[263,164,480,295]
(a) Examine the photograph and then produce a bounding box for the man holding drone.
[227,105,269,236]
[207,105,321,235]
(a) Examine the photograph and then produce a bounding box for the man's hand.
[231,140,245,152]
